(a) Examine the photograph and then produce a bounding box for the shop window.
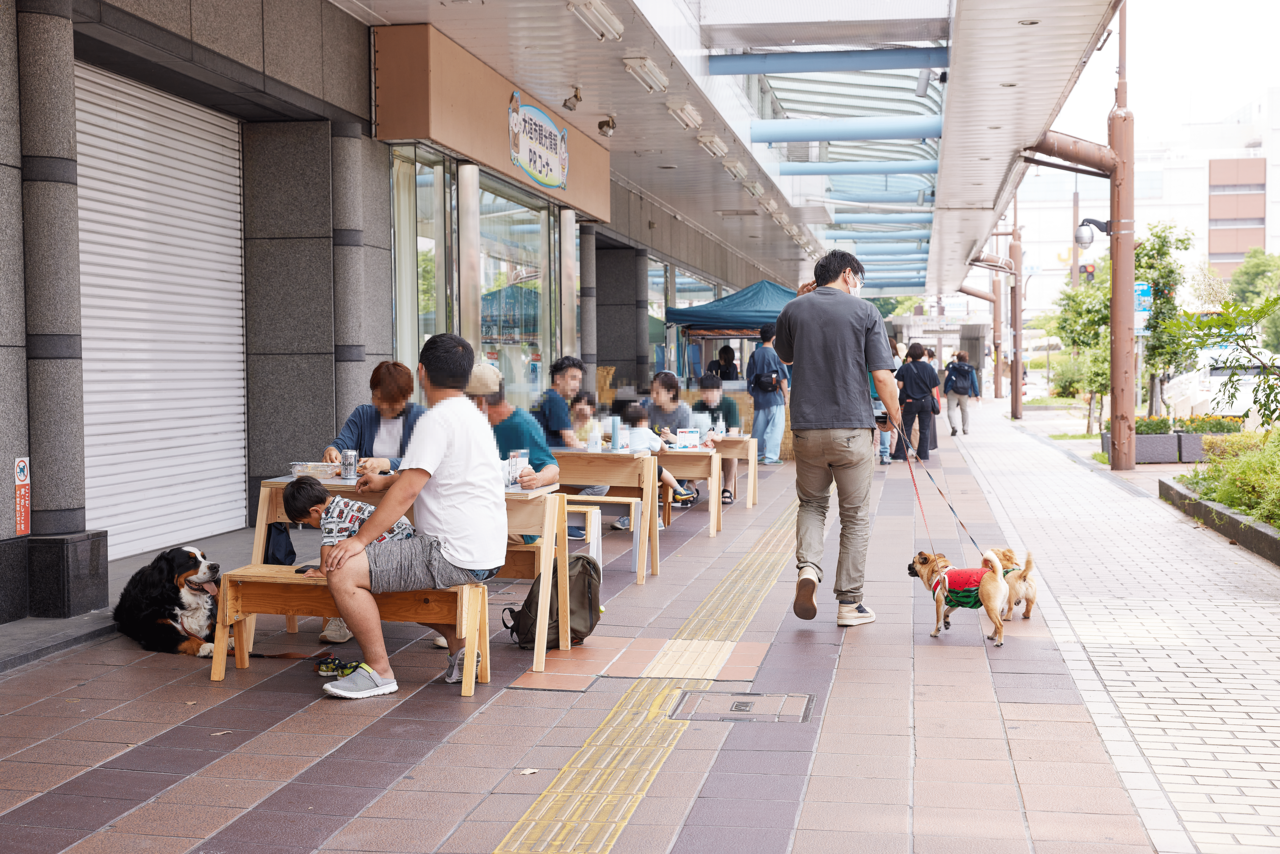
[392,146,455,376]
[478,174,555,411]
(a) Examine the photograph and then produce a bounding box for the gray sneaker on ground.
[322,663,398,699]
[444,647,482,684]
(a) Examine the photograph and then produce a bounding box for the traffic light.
[1085,264,1096,282]
[1079,265,1087,274]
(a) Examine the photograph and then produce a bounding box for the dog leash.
[890,416,984,562]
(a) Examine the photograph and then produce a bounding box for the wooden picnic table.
[553,450,660,583]
[657,448,722,535]
[713,435,758,508]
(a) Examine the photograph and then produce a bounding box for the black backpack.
[756,370,781,394]
[950,364,971,396]
[502,554,602,649]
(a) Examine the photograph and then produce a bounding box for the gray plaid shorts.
[365,533,496,594]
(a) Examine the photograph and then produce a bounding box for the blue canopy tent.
[664,279,795,338]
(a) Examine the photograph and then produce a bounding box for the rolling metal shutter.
[76,63,246,561]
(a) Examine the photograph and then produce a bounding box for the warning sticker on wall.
[15,457,29,537]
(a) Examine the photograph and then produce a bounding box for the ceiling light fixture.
[1019,19,1040,25]
[597,116,616,138]
[988,126,1002,130]
[665,98,702,131]
[722,158,749,182]
[623,53,669,94]
[914,69,930,98]
[568,0,624,41]
[744,181,765,198]
[1000,83,1017,88]
[562,86,583,112]
[759,198,778,215]
[657,164,678,170]
[696,131,728,158]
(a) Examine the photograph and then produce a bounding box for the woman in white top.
[323,361,428,477]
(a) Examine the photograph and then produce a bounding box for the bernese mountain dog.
[113,547,225,657]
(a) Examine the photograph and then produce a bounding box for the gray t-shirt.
[646,401,691,434]
[774,287,896,430]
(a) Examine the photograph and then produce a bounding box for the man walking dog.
[775,250,900,627]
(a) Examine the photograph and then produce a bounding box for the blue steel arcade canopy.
[665,279,795,334]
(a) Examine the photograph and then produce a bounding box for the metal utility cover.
[670,692,813,723]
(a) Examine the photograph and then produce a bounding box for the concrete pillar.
[18,0,86,537]
[458,162,481,349]
[0,0,30,623]
[635,248,649,386]
[332,122,366,432]
[579,224,597,392]
[1010,229,1023,420]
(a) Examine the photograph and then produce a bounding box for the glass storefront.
[478,175,555,411]
[392,146,456,376]
[391,143,567,411]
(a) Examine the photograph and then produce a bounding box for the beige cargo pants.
[792,428,876,604]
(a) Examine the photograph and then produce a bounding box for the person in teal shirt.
[465,364,586,541]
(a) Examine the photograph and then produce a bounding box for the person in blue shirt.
[746,323,790,465]
[532,356,585,449]
[323,361,427,476]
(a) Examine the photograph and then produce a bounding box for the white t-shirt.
[630,427,663,453]
[371,416,403,459]
[397,396,507,569]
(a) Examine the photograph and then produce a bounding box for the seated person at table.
[570,391,598,444]
[612,403,689,531]
[534,356,609,506]
[319,334,507,698]
[691,374,741,505]
[705,345,739,381]
[324,361,426,476]
[283,476,415,646]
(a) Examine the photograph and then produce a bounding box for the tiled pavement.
[3,409,1273,853]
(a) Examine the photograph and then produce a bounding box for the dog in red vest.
[908,549,1010,646]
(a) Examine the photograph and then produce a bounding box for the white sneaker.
[837,602,876,627]
[793,566,819,621]
[432,635,448,649]
[319,618,353,643]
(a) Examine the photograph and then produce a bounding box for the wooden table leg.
[556,495,571,651]
[460,587,480,697]
[648,459,660,578]
[662,484,673,528]
[244,614,257,653]
[285,615,299,634]
[232,618,250,670]
[477,585,491,685]
[747,442,758,508]
[210,619,231,682]
[532,531,552,671]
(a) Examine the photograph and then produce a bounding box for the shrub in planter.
[1182,432,1280,528]
[1203,432,1266,458]
[1135,416,1170,435]
[1176,415,1243,434]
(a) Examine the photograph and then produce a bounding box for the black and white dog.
[113,547,224,657]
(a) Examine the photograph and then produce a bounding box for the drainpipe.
[579,224,597,392]
[1010,218,1023,420]
[993,260,1004,400]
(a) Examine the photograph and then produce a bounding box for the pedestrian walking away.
[746,322,789,465]
[943,350,978,436]
[892,343,940,461]
[775,249,899,628]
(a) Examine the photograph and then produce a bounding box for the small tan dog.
[988,548,1037,621]
[908,549,1009,646]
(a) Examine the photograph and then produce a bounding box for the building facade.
[0,0,779,625]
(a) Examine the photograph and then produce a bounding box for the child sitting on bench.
[282,475,414,644]
[623,403,695,503]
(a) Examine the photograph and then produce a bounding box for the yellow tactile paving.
[494,500,799,854]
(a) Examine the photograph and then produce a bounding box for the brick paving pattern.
[9,408,1269,853]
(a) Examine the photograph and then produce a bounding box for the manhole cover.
[670,692,813,723]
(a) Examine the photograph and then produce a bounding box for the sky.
[1050,0,1280,150]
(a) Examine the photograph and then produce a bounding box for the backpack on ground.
[502,553,602,650]
[950,364,971,396]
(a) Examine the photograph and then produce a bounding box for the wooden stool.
[210,565,490,696]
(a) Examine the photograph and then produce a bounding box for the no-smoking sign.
[15,457,30,536]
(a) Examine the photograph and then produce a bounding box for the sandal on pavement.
[721,488,734,505]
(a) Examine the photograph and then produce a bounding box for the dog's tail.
[1021,552,1034,579]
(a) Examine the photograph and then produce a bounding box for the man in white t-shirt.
[318,334,507,699]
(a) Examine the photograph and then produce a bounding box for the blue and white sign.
[508,91,568,191]
[1134,281,1152,334]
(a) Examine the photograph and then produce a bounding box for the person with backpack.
[746,323,789,465]
[943,350,978,436]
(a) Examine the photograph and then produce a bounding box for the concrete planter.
[1160,478,1280,567]
[1177,432,1234,463]
[1100,431,1180,464]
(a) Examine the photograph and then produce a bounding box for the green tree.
[867,297,902,318]
[1054,280,1110,352]
[1171,297,1280,427]
[1228,247,1280,305]
[1082,347,1111,434]
[1227,247,1280,353]
[1135,223,1195,414]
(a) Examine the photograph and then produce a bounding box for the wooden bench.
[556,452,660,584]
[210,567,490,696]
[658,449,723,534]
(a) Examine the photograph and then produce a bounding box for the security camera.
[563,86,582,112]
[1075,224,1093,248]
[598,116,616,138]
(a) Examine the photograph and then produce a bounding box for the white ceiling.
[330,0,814,284]
[930,0,1120,293]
